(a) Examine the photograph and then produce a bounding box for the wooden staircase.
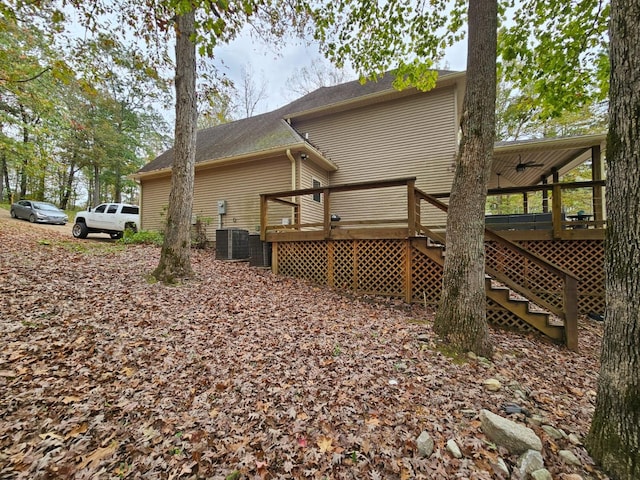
[412,233,569,345]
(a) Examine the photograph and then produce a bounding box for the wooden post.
[592,144,605,224]
[260,194,268,241]
[552,183,562,239]
[407,179,416,237]
[323,188,331,239]
[404,240,413,303]
[523,192,529,214]
[271,242,279,274]
[541,176,549,213]
[564,276,579,352]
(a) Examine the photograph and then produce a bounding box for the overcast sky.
[211,29,468,116]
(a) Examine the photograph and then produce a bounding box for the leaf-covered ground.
[0,216,608,479]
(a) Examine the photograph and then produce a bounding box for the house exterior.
[133,71,466,236]
[134,71,607,349]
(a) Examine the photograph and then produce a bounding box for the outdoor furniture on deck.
[484,212,565,231]
[567,212,593,229]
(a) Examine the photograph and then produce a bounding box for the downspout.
[286,149,297,225]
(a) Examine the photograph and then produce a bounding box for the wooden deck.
[260,178,606,350]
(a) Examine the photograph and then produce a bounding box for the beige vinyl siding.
[299,160,329,226]
[140,155,293,240]
[293,86,457,226]
[193,156,292,237]
[140,177,171,232]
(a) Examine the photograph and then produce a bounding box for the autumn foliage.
[0,217,608,479]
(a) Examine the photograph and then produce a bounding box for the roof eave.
[494,133,607,154]
[132,143,337,181]
[284,71,467,121]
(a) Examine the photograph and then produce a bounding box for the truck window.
[107,204,118,214]
[94,204,107,213]
[121,206,139,215]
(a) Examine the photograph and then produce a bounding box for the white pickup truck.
[72,203,140,239]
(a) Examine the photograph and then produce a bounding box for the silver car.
[10,200,68,225]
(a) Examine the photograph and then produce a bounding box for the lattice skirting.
[275,239,408,297]
[273,238,604,316]
[518,239,604,315]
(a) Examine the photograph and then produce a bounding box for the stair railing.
[413,187,578,351]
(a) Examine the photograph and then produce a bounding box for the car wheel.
[110,232,123,239]
[10,209,16,218]
[72,222,89,239]
[29,214,36,223]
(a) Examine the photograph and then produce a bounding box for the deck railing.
[260,177,417,241]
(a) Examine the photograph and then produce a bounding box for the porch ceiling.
[490,133,606,189]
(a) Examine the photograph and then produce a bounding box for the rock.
[559,449,581,466]
[417,334,430,342]
[479,356,492,367]
[542,425,565,440]
[502,403,530,416]
[446,439,463,458]
[529,414,545,426]
[494,457,510,477]
[518,449,544,477]
[480,409,543,455]
[467,351,478,360]
[416,431,434,458]
[483,378,502,391]
[568,433,582,445]
[531,468,553,480]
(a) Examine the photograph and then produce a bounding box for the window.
[94,204,107,213]
[312,179,322,203]
[107,204,118,214]
[121,206,139,214]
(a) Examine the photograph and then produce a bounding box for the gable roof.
[135,70,463,178]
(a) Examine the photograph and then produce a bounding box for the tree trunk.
[19,105,29,199]
[93,164,100,206]
[0,152,6,202]
[586,0,640,477]
[61,159,77,210]
[432,0,497,357]
[152,9,197,283]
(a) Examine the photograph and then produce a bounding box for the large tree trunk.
[586,0,640,477]
[152,9,197,283]
[432,0,497,357]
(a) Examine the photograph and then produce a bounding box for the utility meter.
[217,200,227,215]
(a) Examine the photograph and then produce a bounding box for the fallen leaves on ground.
[0,217,608,479]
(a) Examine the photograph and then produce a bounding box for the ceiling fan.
[515,155,544,172]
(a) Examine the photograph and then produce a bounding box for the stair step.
[413,241,565,343]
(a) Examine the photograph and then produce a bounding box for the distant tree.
[234,64,268,118]
[198,87,235,129]
[586,0,640,478]
[495,77,607,142]
[284,57,350,98]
